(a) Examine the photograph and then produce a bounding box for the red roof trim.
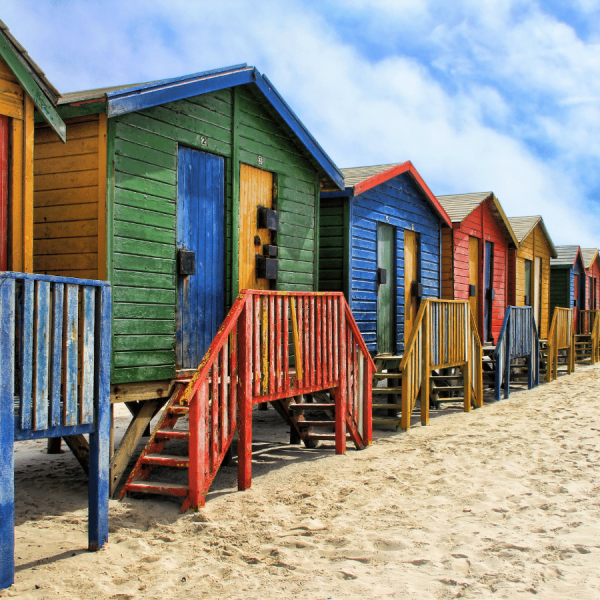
[352,161,452,228]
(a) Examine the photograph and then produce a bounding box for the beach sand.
[4,363,600,599]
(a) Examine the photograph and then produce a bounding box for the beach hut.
[436,192,518,344]
[319,161,452,355]
[507,216,557,340]
[33,64,346,491]
[0,19,66,273]
[581,248,600,311]
[550,246,586,329]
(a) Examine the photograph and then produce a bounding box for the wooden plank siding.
[346,172,442,353]
[585,257,600,310]
[550,259,585,324]
[33,115,106,279]
[509,223,553,339]
[445,197,509,344]
[0,55,34,272]
[109,84,319,384]
[318,197,346,294]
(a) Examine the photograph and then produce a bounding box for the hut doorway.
[239,163,274,292]
[0,115,8,271]
[404,229,419,347]
[483,241,493,342]
[376,222,395,354]
[468,236,479,329]
[533,256,542,328]
[176,147,226,370]
[574,273,580,327]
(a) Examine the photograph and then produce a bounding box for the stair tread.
[375,354,403,360]
[155,429,190,438]
[305,433,351,440]
[125,481,189,497]
[372,403,401,410]
[143,453,190,462]
[373,372,401,378]
[431,385,464,391]
[373,417,401,426]
[373,387,402,393]
[297,420,335,427]
[288,403,335,410]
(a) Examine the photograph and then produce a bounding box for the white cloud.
[3,0,600,246]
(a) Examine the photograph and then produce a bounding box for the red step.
[154,429,190,440]
[140,453,190,467]
[125,481,189,497]
[288,403,335,411]
[168,406,190,415]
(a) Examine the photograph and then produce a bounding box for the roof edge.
[488,194,519,249]
[351,161,452,228]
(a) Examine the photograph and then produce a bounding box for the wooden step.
[373,372,401,379]
[154,429,190,440]
[125,481,189,497]
[372,387,402,394]
[140,453,190,467]
[305,433,351,441]
[297,420,335,427]
[372,417,401,427]
[168,406,190,415]
[431,385,463,392]
[374,354,403,361]
[288,403,335,411]
[372,403,401,410]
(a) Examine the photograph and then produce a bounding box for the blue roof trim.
[255,74,344,190]
[105,65,343,189]
[321,189,354,199]
[105,63,248,99]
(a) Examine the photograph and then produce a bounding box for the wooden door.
[377,223,395,354]
[404,229,419,346]
[239,163,273,291]
[574,273,579,329]
[0,115,8,271]
[468,237,479,329]
[524,259,532,305]
[483,241,493,342]
[533,256,542,328]
[176,147,225,370]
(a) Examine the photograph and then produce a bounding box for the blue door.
[484,241,493,342]
[177,147,225,370]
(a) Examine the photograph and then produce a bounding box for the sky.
[4,0,600,246]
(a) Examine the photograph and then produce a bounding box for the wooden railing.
[494,307,540,401]
[576,309,600,364]
[0,272,111,590]
[176,290,374,510]
[545,307,575,382]
[399,299,483,430]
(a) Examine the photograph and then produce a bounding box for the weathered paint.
[441,196,513,344]
[508,222,553,339]
[550,250,586,330]
[33,115,107,280]
[0,271,111,588]
[121,290,373,509]
[239,163,273,292]
[404,229,418,344]
[321,167,447,353]
[469,236,479,330]
[0,115,7,270]
[484,241,493,342]
[176,147,225,370]
[376,222,395,353]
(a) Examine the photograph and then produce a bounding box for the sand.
[4,363,600,599]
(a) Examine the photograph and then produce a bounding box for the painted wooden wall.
[33,115,107,279]
[345,172,442,353]
[108,85,319,384]
[442,198,509,344]
[550,259,585,323]
[318,197,347,295]
[508,223,552,339]
[585,258,600,310]
[0,56,34,272]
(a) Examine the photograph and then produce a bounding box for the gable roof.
[507,215,557,258]
[338,161,452,228]
[551,245,584,268]
[0,19,65,141]
[58,64,343,190]
[436,191,518,248]
[581,248,599,270]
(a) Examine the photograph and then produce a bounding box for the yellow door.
[239,163,273,291]
[404,230,418,342]
[469,236,479,328]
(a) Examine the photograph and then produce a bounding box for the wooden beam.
[63,434,90,475]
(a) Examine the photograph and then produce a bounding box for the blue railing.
[494,306,539,401]
[0,272,111,589]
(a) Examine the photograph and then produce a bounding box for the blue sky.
[4,0,600,246]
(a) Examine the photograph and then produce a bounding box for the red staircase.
[120,291,374,511]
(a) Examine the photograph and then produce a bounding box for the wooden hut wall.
[550,258,585,319]
[441,228,453,300]
[443,198,508,343]
[33,115,107,279]
[318,196,348,296]
[586,258,600,309]
[107,85,320,384]
[0,56,34,272]
[348,172,442,353]
[508,223,552,339]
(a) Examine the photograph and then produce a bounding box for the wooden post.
[420,305,430,426]
[238,299,253,490]
[463,315,471,413]
[504,318,511,400]
[188,384,207,510]
[335,298,347,455]
[88,284,110,551]
[363,357,372,445]
[0,278,15,588]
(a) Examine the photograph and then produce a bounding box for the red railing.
[177,290,374,510]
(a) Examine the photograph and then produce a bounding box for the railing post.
[504,317,510,400]
[238,298,253,490]
[335,297,347,455]
[420,305,430,426]
[463,307,471,413]
[363,357,372,446]
[188,383,207,509]
[0,278,15,589]
[88,284,111,551]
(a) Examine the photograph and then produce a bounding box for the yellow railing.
[578,309,600,364]
[399,299,483,430]
[545,307,575,382]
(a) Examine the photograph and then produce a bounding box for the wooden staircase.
[119,291,374,511]
[372,355,403,429]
